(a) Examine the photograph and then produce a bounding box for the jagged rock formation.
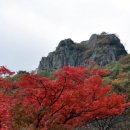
[38,33,127,72]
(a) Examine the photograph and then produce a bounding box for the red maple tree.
[0,66,14,130]
[14,66,129,130]
[0,66,129,130]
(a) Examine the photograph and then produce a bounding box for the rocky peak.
[57,38,75,48]
[38,33,127,72]
[86,33,121,46]
[97,34,120,45]
[56,38,76,52]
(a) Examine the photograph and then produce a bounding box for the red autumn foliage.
[0,66,14,78]
[0,67,14,130]
[0,66,129,130]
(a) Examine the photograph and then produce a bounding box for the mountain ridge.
[38,33,127,72]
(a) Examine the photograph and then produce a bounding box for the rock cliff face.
[38,33,127,72]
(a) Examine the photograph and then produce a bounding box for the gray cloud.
[0,0,130,71]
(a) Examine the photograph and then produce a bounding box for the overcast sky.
[0,0,130,72]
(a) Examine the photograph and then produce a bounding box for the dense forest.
[0,54,130,130]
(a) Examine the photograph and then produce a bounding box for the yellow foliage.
[112,79,123,87]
